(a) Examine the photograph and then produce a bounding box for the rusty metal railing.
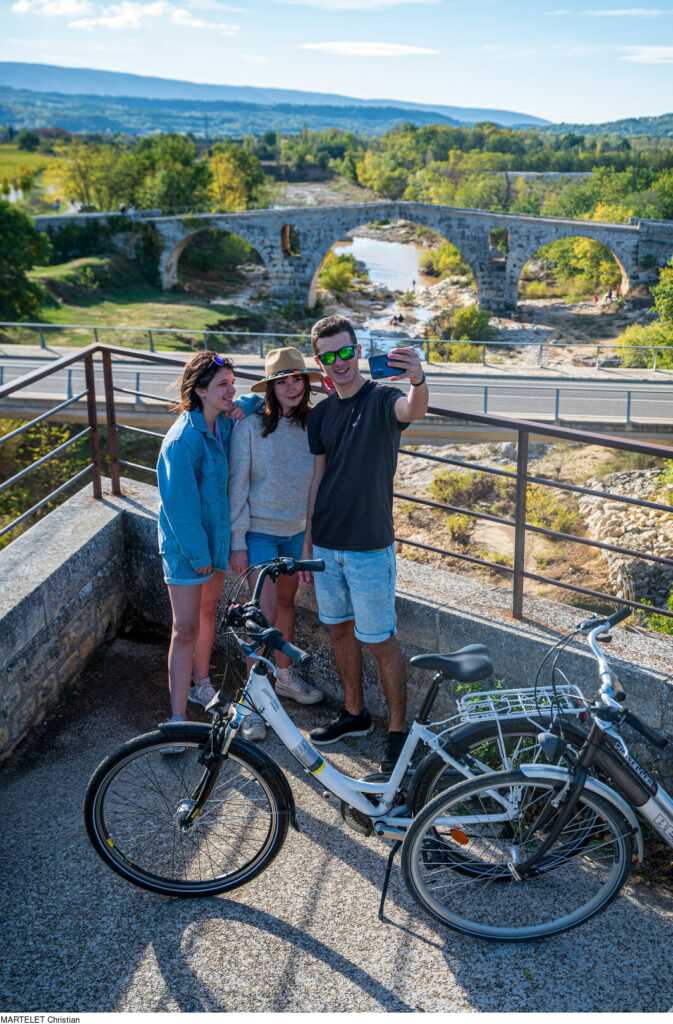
[1,344,672,619]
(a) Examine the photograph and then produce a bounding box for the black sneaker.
[310,707,373,746]
[380,730,409,774]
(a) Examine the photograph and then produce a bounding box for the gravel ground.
[2,634,673,1013]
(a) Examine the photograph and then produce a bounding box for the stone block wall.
[0,486,126,760]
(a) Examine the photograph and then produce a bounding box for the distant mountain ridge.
[549,113,673,138]
[0,62,549,128]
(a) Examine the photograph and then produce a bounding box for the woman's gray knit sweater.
[228,411,314,552]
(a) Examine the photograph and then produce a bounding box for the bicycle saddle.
[410,644,493,683]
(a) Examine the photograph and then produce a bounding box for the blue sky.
[2,0,673,123]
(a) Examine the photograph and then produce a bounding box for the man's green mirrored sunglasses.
[316,344,357,366]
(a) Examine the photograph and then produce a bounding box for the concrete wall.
[2,479,672,761]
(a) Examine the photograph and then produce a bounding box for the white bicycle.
[84,557,632,939]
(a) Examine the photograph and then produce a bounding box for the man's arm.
[298,453,326,586]
[386,346,429,423]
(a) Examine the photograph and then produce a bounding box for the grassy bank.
[1,255,266,350]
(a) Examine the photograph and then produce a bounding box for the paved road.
[3,354,673,424]
[1,635,673,1012]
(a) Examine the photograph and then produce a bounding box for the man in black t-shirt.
[299,316,428,773]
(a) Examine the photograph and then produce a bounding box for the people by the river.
[228,348,326,738]
[156,352,259,739]
[298,315,429,774]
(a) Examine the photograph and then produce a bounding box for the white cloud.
[299,41,438,55]
[70,0,166,28]
[12,0,92,12]
[621,44,673,59]
[66,0,237,28]
[183,0,245,9]
[584,7,671,15]
[274,0,437,9]
[170,5,235,25]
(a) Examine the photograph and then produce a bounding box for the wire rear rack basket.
[457,683,589,723]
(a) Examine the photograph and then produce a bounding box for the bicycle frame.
[231,660,491,831]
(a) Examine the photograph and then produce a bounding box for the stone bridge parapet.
[34,203,673,313]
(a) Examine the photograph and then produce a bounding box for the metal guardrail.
[2,320,673,370]
[1,343,672,620]
[2,359,672,426]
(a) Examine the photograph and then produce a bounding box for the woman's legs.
[244,570,298,668]
[167,572,225,716]
[167,583,203,717]
[192,570,226,682]
[275,573,299,669]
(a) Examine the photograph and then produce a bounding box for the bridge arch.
[509,224,635,302]
[304,218,481,310]
[157,220,273,290]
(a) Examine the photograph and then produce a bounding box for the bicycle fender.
[519,763,644,864]
[157,721,299,832]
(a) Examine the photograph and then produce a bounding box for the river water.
[332,236,436,293]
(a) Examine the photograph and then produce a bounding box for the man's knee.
[330,619,356,643]
[367,634,400,659]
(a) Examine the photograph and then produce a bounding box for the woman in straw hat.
[228,347,326,733]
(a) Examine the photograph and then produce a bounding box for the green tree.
[17,129,40,152]
[0,200,50,320]
[651,257,673,323]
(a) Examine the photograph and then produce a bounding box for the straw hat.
[250,346,324,393]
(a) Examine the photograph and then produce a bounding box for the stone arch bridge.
[34,203,673,312]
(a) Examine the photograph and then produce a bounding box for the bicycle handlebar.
[244,622,312,668]
[624,709,669,750]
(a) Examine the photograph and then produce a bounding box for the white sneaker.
[241,712,266,742]
[275,667,324,705]
[160,715,185,755]
[188,679,217,713]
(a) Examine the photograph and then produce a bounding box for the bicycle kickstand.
[378,840,402,922]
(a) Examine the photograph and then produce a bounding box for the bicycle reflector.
[450,829,469,846]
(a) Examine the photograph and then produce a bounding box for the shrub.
[642,589,673,636]
[318,252,365,297]
[445,513,473,545]
[451,305,494,341]
[428,340,482,363]
[430,469,492,509]
[526,484,583,537]
[525,280,548,299]
[615,321,673,369]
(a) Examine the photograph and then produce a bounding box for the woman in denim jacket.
[157,352,260,735]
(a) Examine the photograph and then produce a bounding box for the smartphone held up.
[368,354,400,379]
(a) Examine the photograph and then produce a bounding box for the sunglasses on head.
[211,354,227,367]
[316,344,357,366]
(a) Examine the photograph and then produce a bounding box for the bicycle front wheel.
[402,770,633,941]
[84,730,290,896]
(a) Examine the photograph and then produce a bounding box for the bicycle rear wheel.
[402,769,633,941]
[84,730,290,896]
[408,716,590,814]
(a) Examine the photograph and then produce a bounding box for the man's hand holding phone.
[369,347,425,386]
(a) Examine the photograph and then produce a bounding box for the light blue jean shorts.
[312,544,397,645]
[247,530,305,566]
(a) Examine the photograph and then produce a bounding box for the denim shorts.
[246,530,305,566]
[312,544,397,644]
[161,550,217,586]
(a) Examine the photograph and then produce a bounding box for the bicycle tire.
[402,769,633,941]
[84,730,290,896]
[408,715,590,815]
